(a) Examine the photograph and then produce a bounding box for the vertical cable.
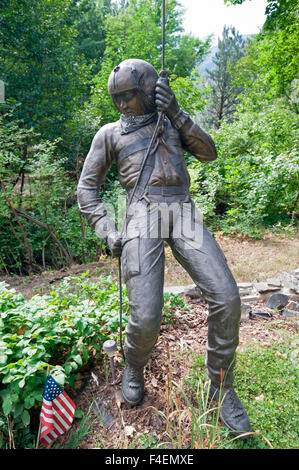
[118,0,167,366]
[118,256,125,362]
[162,0,166,71]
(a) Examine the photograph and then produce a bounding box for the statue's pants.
[121,199,241,387]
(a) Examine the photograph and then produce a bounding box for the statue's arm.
[155,80,217,162]
[171,111,217,162]
[77,125,118,239]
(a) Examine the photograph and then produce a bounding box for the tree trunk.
[15,208,73,266]
[0,179,34,270]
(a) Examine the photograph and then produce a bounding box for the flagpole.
[35,365,50,449]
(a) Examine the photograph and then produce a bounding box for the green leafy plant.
[0,274,129,448]
[162,293,187,327]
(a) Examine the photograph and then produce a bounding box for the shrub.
[190,100,299,237]
[0,274,129,448]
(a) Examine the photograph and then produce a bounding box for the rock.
[266,293,289,310]
[279,272,299,292]
[238,283,254,295]
[183,285,203,299]
[92,399,114,426]
[254,282,281,293]
[240,304,252,323]
[283,309,299,319]
[266,278,282,287]
[240,295,260,303]
[239,289,254,296]
[164,286,186,296]
[287,301,299,312]
[292,268,299,280]
[237,282,253,289]
[250,310,273,320]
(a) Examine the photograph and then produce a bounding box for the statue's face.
[112,89,153,116]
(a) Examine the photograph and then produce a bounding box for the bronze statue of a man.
[77,58,251,437]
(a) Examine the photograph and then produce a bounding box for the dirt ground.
[2,231,299,299]
[164,231,299,286]
[54,295,297,450]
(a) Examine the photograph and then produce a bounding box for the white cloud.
[179,0,267,42]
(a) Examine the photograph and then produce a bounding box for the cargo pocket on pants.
[123,237,140,281]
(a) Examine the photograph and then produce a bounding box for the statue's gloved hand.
[94,217,122,258]
[155,79,180,121]
[107,230,122,258]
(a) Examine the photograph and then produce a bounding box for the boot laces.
[126,364,143,386]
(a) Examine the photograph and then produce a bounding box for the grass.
[186,338,299,449]
[155,378,223,449]
[50,335,298,450]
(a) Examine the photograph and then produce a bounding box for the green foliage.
[228,1,298,113]
[58,403,96,449]
[0,0,91,141]
[0,274,185,448]
[0,0,298,271]
[162,293,187,327]
[230,342,299,449]
[0,108,99,273]
[234,27,299,113]
[0,0,212,274]
[157,374,222,449]
[225,0,298,33]
[192,0,298,237]
[0,274,130,448]
[190,101,299,237]
[170,72,206,118]
[69,0,113,74]
[129,432,159,449]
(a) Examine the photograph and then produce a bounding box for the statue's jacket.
[77,110,217,235]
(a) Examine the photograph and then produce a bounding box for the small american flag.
[39,375,76,448]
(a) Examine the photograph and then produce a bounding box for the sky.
[179,0,268,44]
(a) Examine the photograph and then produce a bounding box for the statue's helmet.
[108,58,158,106]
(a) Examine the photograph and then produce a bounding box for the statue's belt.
[127,185,190,205]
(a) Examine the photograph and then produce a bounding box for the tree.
[198,26,246,130]
[0,0,91,141]
[224,0,297,30]
[228,0,299,113]
[0,106,100,273]
[188,1,299,236]
[68,0,114,75]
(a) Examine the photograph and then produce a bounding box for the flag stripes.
[39,375,76,448]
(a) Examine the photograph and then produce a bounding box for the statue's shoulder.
[93,120,121,142]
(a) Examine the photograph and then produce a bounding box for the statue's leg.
[168,223,240,388]
[121,235,165,404]
[168,221,251,436]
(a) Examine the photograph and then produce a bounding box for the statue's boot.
[122,362,144,406]
[209,383,252,438]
